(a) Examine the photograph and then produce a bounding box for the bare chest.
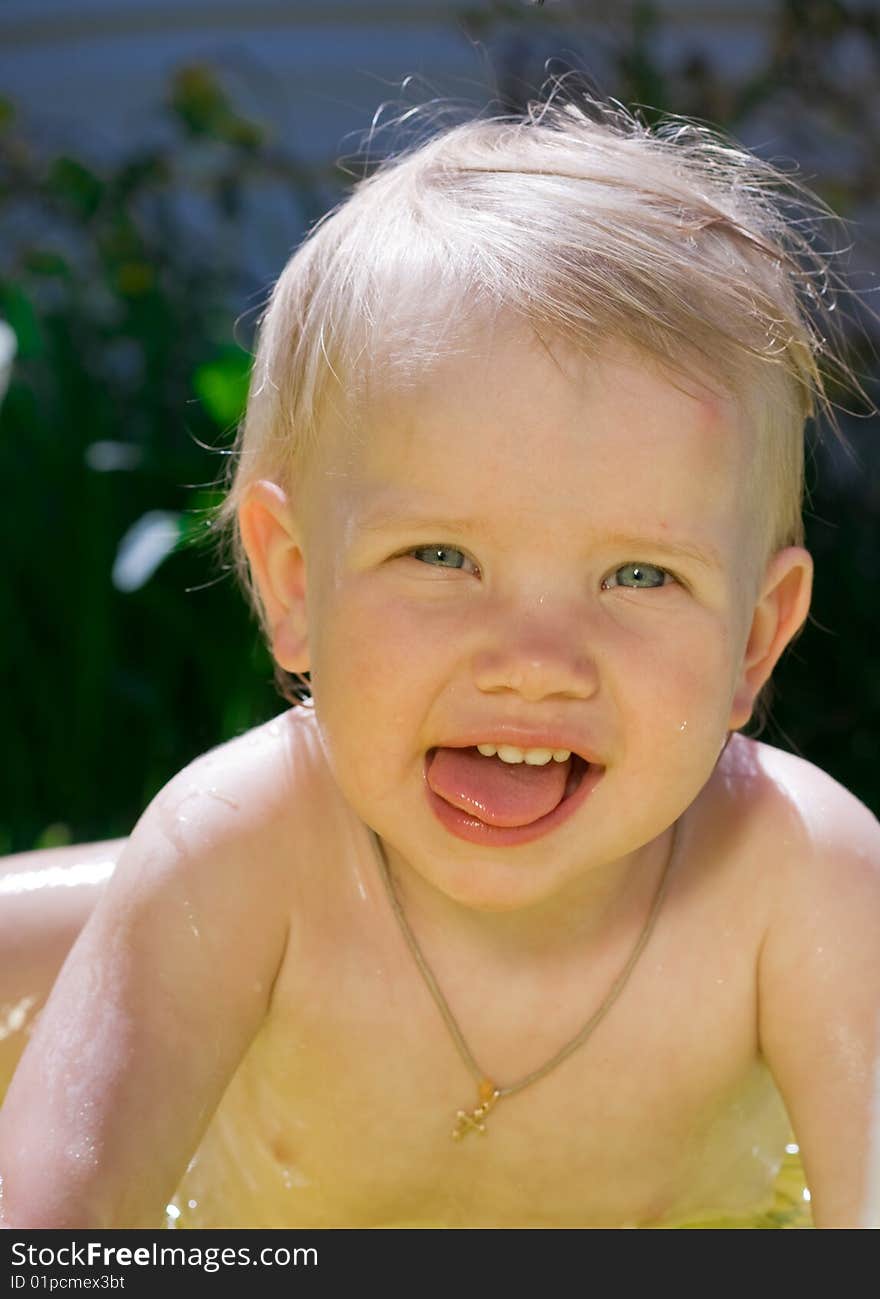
[172,916,790,1229]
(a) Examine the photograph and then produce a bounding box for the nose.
[470,599,599,703]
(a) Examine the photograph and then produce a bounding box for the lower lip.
[424,757,605,848]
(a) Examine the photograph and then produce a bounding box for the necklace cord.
[371,817,679,1100]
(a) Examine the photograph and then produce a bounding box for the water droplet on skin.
[182,898,201,941]
[280,1166,310,1190]
[679,721,688,732]
[199,787,240,811]
[0,996,38,1041]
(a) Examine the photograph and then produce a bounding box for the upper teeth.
[476,744,571,765]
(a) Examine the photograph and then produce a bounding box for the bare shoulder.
[0,708,320,982]
[750,737,877,835]
[677,734,878,934]
[150,706,306,829]
[85,706,327,969]
[140,706,318,877]
[754,733,879,952]
[712,732,879,878]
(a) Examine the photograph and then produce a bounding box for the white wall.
[0,1,778,164]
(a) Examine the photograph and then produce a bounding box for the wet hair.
[204,90,861,730]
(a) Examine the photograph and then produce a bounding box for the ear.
[237,479,309,673]
[728,546,813,730]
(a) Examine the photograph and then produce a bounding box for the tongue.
[427,747,571,828]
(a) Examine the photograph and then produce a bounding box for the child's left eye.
[601,562,673,590]
[408,545,479,574]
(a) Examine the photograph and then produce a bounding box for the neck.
[373,821,679,972]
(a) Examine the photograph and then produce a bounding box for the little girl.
[1,95,877,1229]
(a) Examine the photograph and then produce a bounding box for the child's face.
[286,325,794,910]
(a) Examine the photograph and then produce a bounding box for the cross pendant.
[451,1080,500,1141]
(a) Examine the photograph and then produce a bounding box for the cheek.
[668,633,737,700]
[610,610,739,734]
[309,590,445,807]
[307,579,448,743]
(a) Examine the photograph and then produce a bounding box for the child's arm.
[758,768,880,1229]
[0,839,124,1103]
[0,838,123,1010]
[0,779,291,1229]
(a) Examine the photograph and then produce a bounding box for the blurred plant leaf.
[33,822,72,850]
[193,345,251,427]
[0,284,43,357]
[0,319,16,401]
[47,156,104,219]
[169,66,264,149]
[23,248,70,277]
[114,151,170,200]
[84,441,144,472]
[115,262,155,297]
[112,510,182,592]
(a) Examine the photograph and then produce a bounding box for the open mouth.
[423,746,600,847]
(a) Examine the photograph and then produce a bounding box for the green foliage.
[192,346,252,429]
[0,65,327,851]
[170,65,265,150]
[47,157,104,219]
[0,284,43,358]
[1,8,878,851]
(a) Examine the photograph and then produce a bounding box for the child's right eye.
[407,545,479,575]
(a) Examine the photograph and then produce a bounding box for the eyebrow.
[358,510,480,539]
[356,509,721,571]
[596,532,721,570]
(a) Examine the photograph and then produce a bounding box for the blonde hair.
[204,93,859,721]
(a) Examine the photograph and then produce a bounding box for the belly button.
[271,1137,297,1164]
